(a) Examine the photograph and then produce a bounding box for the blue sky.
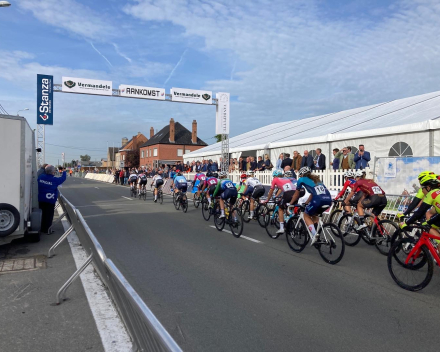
[1,0,440,165]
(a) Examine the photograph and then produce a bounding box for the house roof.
[120,138,133,151]
[140,122,207,147]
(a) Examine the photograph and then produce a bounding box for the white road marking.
[209,226,263,244]
[121,196,133,201]
[57,208,132,352]
[95,187,99,189]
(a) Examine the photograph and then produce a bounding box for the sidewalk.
[0,212,104,352]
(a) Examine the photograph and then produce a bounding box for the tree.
[214,134,222,143]
[71,160,77,167]
[125,150,140,168]
[80,154,91,161]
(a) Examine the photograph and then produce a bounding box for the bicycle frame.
[405,231,440,265]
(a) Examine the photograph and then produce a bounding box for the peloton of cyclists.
[213,171,238,218]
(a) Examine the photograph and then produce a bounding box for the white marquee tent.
[184,90,440,166]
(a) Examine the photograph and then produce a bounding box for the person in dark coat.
[313,148,326,170]
[300,150,314,168]
[281,153,293,170]
[38,165,67,234]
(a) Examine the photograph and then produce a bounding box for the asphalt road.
[61,177,440,352]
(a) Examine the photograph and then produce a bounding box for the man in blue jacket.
[354,144,370,169]
[38,165,67,234]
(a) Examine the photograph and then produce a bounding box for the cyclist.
[213,171,238,218]
[265,169,296,235]
[171,171,188,197]
[334,170,356,212]
[236,173,247,198]
[396,171,435,220]
[289,166,332,244]
[137,171,148,196]
[242,171,266,220]
[169,166,177,181]
[284,170,297,184]
[192,171,206,200]
[344,170,387,231]
[205,172,219,206]
[151,171,164,202]
[128,170,138,191]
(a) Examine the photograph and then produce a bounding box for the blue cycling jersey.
[220,179,235,191]
[173,175,187,184]
[297,177,331,199]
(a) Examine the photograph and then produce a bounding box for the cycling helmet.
[177,171,182,176]
[206,171,213,177]
[247,170,254,176]
[346,170,355,178]
[418,171,434,181]
[212,173,219,178]
[272,169,283,178]
[284,170,293,178]
[343,171,350,178]
[298,166,311,177]
[218,171,227,178]
[240,173,247,179]
[420,174,440,187]
[354,170,363,178]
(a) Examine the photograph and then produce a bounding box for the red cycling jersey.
[351,179,385,196]
[270,177,296,193]
[335,179,356,200]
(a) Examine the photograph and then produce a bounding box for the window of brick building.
[154,148,158,156]
[177,149,183,156]
[141,151,144,158]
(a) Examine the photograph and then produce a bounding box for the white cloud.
[89,42,113,68]
[112,43,132,64]
[164,48,188,85]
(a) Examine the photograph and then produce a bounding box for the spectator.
[115,169,120,184]
[347,146,352,153]
[37,163,48,177]
[239,157,245,171]
[250,157,257,171]
[276,153,283,169]
[336,147,355,170]
[195,161,202,172]
[331,148,340,170]
[69,169,73,177]
[257,156,265,171]
[291,151,302,172]
[212,160,218,172]
[119,169,124,185]
[354,144,370,169]
[313,148,326,170]
[281,153,293,170]
[300,150,314,168]
[124,169,129,185]
[264,154,273,170]
[201,160,208,172]
[38,165,66,234]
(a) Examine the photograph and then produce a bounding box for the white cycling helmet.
[284,170,293,178]
[298,166,311,177]
[247,170,254,176]
[354,170,363,178]
[218,171,228,178]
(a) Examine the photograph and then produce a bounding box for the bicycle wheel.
[388,238,433,291]
[241,201,251,223]
[285,216,308,253]
[229,207,243,238]
[264,210,281,239]
[202,199,211,221]
[328,209,343,232]
[172,192,177,206]
[338,214,361,247]
[373,220,400,256]
[181,195,188,213]
[174,194,181,210]
[193,193,200,208]
[257,204,269,228]
[361,214,375,245]
[213,203,225,231]
[317,223,345,265]
[159,192,163,204]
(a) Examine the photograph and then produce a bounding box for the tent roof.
[185,90,440,157]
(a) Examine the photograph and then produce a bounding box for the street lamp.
[0,1,11,7]
[17,108,29,116]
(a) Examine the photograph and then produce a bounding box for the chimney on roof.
[122,137,128,146]
[137,132,141,136]
[192,120,197,144]
[150,127,154,138]
[169,118,175,143]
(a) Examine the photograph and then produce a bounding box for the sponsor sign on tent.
[62,77,112,96]
[119,84,165,100]
[170,87,212,105]
[37,74,54,125]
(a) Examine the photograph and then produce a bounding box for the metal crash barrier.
[50,194,182,352]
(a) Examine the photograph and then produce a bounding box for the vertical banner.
[37,74,54,125]
[384,158,397,177]
[215,92,230,134]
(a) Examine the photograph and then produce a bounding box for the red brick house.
[120,132,148,168]
[139,119,207,169]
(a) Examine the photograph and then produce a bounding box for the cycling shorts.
[305,197,332,216]
[139,179,147,186]
[251,185,265,200]
[361,194,387,216]
[350,191,364,205]
[221,188,238,205]
[208,184,216,196]
[129,178,138,184]
[243,186,254,197]
[176,182,187,192]
[281,190,295,210]
[154,179,164,188]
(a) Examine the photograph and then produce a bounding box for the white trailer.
[0,114,41,243]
